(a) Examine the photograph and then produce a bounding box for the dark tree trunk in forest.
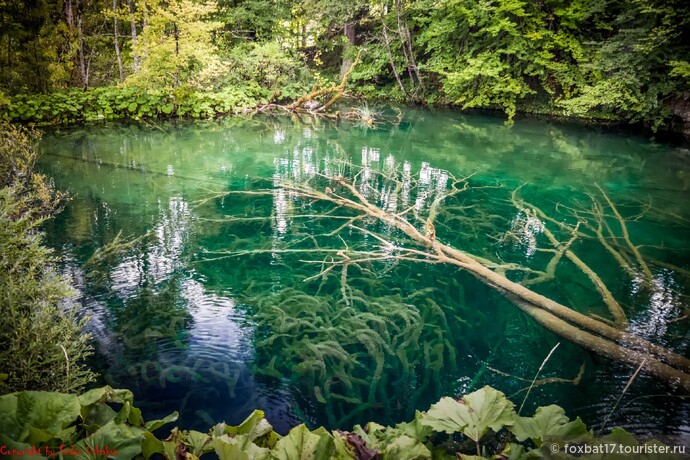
[4,25,11,88]
[66,0,75,28]
[173,22,179,87]
[76,0,89,88]
[113,0,124,82]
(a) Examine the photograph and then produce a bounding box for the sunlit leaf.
[511,405,588,447]
[421,386,515,442]
[273,424,334,460]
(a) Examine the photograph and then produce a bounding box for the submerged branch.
[205,162,690,392]
[276,171,690,390]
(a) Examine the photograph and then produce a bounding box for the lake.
[37,109,690,440]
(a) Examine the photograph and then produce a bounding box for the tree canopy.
[1,0,689,131]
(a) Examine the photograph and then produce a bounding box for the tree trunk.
[173,22,179,87]
[269,177,690,392]
[127,0,138,71]
[113,0,124,82]
[394,0,423,94]
[339,22,356,79]
[76,0,88,88]
[65,0,75,28]
[380,10,407,96]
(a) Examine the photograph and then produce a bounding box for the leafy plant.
[0,385,681,459]
[2,85,268,125]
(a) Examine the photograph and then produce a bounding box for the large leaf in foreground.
[511,405,588,447]
[213,434,271,460]
[71,419,145,460]
[0,391,80,443]
[273,424,333,460]
[421,386,515,442]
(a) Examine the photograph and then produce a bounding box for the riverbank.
[4,86,689,145]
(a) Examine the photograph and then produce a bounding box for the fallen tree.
[248,49,402,126]
[201,163,690,392]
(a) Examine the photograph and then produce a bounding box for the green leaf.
[183,430,212,456]
[80,402,117,435]
[213,437,249,460]
[141,431,176,460]
[511,405,588,447]
[78,386,135,407]
[395,411,433,443]
[144,411,179,432]
[496,443,528,460]
[71,419,145,460]
[0,391,80,444]
[331,432,357,460]
[421,386,515,442]
[127,102,138,112]
[381,435,431,460]
[273,424,334,460]
[223,410,274,443]
[212,434,270,460]
[161,104,174,114]
[0,433,49,460]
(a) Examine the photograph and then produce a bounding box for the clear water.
[37,109,690,440]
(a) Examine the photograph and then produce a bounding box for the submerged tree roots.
[203,163,690,393]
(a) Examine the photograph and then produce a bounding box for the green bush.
[0,122,95,394]
[225,42,313,100]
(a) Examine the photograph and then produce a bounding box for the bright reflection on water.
[37,110,690,439]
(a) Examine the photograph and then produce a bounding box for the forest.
[1,1,690,459]
[1,0,689,134]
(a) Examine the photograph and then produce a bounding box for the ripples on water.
[38,111,690,440]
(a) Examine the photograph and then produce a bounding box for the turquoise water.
[37,110,690,439]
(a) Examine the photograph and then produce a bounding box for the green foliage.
[2,85,267,125]
[1,385,681,459]
[215,0,294,42]
[127,0,225,90]
[415,0,586,118]
[224,42,313,99]
[409,0,690,126]
[555,0,690,128]
[0,386,177,460]
[0,122,95,395]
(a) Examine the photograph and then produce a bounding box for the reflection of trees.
[83,195,195,360]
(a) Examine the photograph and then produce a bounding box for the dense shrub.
[0,122,95,393]
[225,42,313,100]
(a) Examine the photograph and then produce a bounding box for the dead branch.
[290,49,364,112]
[284,173,690,390]
[596,184,654,282]
[203,165,690,391]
